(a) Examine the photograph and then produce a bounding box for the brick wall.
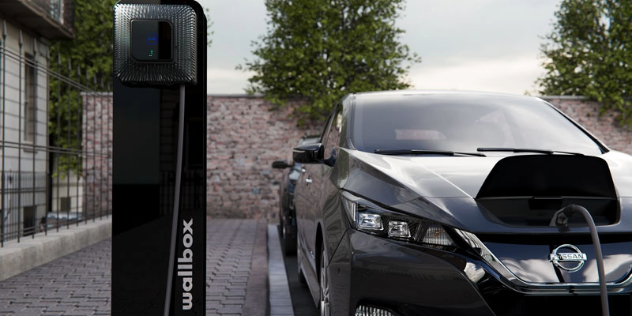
[207,96,322,220]
[82,93,113,218]
[542,96,632,154]
[89,94,632,220]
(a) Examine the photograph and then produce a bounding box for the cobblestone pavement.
[0,239,111,316]
[206,219,262,316]
[0,219,266,316]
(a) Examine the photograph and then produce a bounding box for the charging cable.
[552,204,609,316]
[164,84,187,316]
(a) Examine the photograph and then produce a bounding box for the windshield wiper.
[374,149,486,157]
[476,147,584,156]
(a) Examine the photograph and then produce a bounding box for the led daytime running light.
[342,195,454,247]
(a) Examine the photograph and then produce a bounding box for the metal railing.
[0,25,111,247]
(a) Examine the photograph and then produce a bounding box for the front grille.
[481,285,631,316]
[355,305,396,316]
[477,233,632,245]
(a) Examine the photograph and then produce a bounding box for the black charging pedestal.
[112,1,206,315]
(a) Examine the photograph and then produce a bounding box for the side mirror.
[293,143,324,164]
[271,160,291,169]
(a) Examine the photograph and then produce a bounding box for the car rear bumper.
[328,229,632,316]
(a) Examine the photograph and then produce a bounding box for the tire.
[281,218,297,255]
[319,246,330,316]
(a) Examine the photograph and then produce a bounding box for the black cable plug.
[551,204,609,316]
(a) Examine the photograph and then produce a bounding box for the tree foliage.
[239,0,421,122]
[49,0,116,177]
[538,0,632,125]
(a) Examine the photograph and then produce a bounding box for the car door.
[318,103,346,254]
[303,104,342,273]
[295,106,336,275]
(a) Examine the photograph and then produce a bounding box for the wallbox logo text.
[178,219,194,310]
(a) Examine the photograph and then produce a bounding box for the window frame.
[322,103,343,162]
[23,52,37,145]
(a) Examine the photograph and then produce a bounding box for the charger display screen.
[131,20,172,62]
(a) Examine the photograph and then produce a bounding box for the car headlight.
[342,193,454,247]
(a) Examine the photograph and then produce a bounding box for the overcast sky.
[198,0,561,96]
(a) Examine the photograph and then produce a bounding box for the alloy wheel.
[320,247,330,316]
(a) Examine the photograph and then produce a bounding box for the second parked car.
[272,135,319,255]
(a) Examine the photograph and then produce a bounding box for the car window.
[351,95,602,156]
[288,167,301,181]
[298,136,320,146]
[323,105,343,161]
[319,110,335,144]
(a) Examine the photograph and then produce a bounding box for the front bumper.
[328,229,632,316]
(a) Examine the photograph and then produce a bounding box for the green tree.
[538,0,632,125]
[239,0,421,122]
[49,0,116,177]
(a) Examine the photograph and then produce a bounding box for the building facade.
[0,0,76,241]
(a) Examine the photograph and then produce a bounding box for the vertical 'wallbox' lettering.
[178,219,194,310]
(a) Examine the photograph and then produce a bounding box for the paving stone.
[217,307,242,314]
[0,306,20,313]
[221,299,245,305]
[271,305,294,315]
[224,290,246,297]
[0,219,264,316]
[270,298,292,306]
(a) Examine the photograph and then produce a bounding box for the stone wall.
[88,94,632,220]
[82,93,113,218]
[542,96,632,154]
[207,96,322,220]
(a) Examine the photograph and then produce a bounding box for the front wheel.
[319,246,330,316]
[281,217,296,255]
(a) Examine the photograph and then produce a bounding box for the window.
[23,206,36,236]
[24,54,37,143]
[323,104,343,161]
[61,197,71,212]
[351,95,602,156]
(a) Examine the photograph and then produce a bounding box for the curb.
[0,217,112,282]
[267,224,294,316]
[243,219,269,316]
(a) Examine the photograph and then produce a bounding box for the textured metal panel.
[114,4,197,85]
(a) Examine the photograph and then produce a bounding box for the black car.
[273,135,320,254]
[292,91,632,316]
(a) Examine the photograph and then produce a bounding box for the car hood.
[344,151,499,199]
[340,149,632,285]
[340,149,632,232]
[344,150,632,200]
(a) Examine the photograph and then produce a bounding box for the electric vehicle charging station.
[112,1,206,315]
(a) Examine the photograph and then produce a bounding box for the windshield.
[350,94,603,156]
